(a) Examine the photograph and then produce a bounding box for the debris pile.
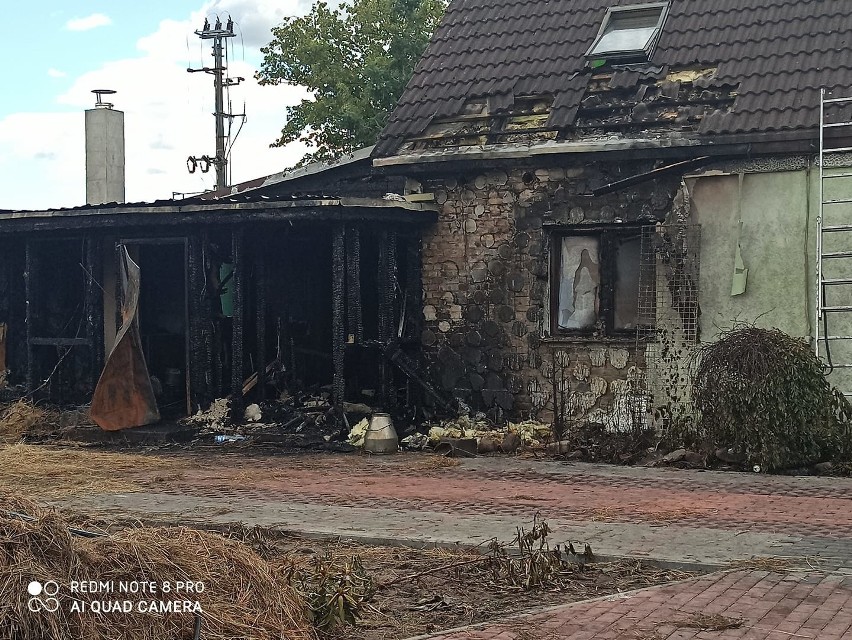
[184,394,355,451]
[0,495,316,640]
[420,416,553,455]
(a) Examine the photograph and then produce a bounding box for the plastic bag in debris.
[244,403,262,422]
[347,418,369,447]
[401,433,429,451]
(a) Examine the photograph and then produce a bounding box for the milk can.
[363,413,398,454]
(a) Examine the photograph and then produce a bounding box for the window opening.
[586,3,669,61]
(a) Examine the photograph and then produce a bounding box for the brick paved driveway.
[56,452,852,640]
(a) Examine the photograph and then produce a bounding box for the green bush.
[692,326,851,470]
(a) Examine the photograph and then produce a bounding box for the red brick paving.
[415,570,852,640]
[147,453,852,538]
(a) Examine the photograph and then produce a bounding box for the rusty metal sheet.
[91,247,160,430]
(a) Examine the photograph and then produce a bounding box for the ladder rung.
[823,146,852,153]
[822,278,852,285]
[823,198,852,205]
[821,305,852,311]
[821,251,852,258]
[823,122,852,128]
[826,364,852,369]
[822,335,852,340]
[822,225,852,232]
[824,96,852,104]
[823,172,852,179]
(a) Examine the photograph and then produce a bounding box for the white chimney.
[85,89,125,205]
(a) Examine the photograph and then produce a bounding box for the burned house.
[4,0,852,434]
[0,145,437,426]
[368,0,852,428]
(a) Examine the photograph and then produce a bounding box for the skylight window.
[586,3,669,61]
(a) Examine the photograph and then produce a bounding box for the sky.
[0,0,319,210]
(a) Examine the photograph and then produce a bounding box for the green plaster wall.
[687,170,814,341]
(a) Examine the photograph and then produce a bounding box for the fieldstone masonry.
[418,161,681,426]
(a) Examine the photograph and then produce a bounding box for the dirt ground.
[0,442,694,639]
[59,511,693,640]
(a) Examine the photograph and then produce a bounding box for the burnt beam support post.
[84,238,105,390]
[332,224,346,409]
[404,234,422,341]
[24,241,35,392]
[255,240,267,401]
[187,234,208,410]
[345,226,363,343]
[230,228,245,404]
[377,229,398,409]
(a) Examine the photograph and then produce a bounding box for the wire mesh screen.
[635,223,702,431]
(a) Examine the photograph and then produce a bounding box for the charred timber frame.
[345,226,364,343]
[187,234,208,409]
[332,224,346,407]
[84,237,104,387]
[24,241,34,391]
[255,239,267,401]
[377,229,398,407]
[230,228,245,403]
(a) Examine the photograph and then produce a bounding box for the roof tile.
[375,0,852,156]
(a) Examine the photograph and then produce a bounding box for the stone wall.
[418,160,681,427]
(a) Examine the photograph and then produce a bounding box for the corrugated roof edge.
[196,145,376,201]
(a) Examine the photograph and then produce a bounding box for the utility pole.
[187,16,243,191]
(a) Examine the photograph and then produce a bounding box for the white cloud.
[2,0,312,210]
[47,68,67,78]
[65,13,113,31]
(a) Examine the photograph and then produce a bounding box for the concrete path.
[57,452,852,640]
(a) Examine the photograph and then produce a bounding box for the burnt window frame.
[549,226,645,338]
[585,2,670,63]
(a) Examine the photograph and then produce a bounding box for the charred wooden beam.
[345,226,363,343]
[377,229,398,407]
[404,235,422,341]
[187,234,208,410]
[591,156,713,196]
[255,240,267,401]
[84,238,104,389]
[230,228,245,404]
[24,241,34,391]
[332,224,346,408]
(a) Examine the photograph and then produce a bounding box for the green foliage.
[257,0,446,164]
[692,326,852,470]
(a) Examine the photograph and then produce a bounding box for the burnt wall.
[418,161,680,425]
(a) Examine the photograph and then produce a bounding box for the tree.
[257,0,446,164]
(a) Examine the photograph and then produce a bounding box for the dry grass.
[0,400,60,442]
[0,443,178,499]
[644,507,705,524]
[0,494,316,640]
[727,556,817,572]
[406,454,461,471]
[575,506,619,522]
[667,612,744,631]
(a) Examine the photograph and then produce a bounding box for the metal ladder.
[816,88,852,397]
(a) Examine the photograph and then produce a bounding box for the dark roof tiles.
[375,0,852,156]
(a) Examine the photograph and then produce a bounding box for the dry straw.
[0,400,59,442]
[0,495,317,640]
[0,443,177,499]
